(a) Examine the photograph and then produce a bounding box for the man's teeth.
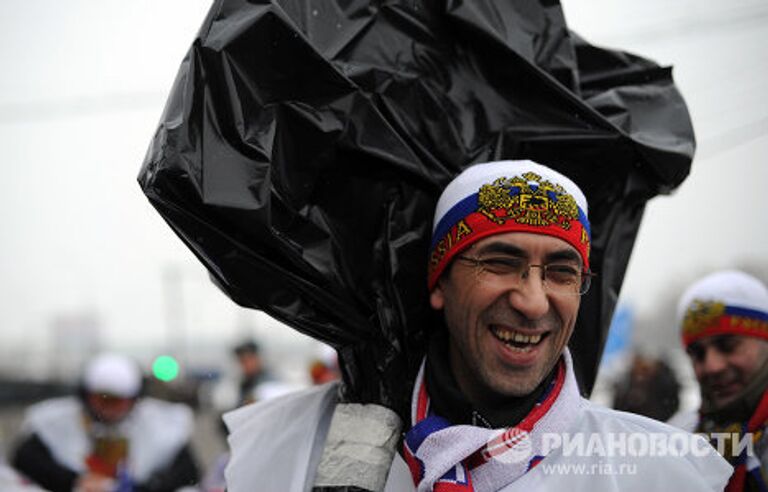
[492,328,543,345]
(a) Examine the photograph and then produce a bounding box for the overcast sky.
[0,0,765,374]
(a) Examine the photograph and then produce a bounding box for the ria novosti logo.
[482,427,533,464]
[483,430,754,463]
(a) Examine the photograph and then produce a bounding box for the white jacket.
[225,381,732,491]
[20,396,194,483]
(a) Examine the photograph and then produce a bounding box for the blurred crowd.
[0,339,339,492]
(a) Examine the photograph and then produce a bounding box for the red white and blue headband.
[428,160,591,290]
[678,270,768,347]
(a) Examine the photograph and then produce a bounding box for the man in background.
[232,340,268,406]
[11,353,199,492]
[613,353,681,422]
[673,270,768,491]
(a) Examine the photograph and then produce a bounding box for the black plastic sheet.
[139,0,694,420]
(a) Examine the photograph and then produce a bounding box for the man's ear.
[430,282,445,310]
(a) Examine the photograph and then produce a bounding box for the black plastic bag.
[139,0,694,419]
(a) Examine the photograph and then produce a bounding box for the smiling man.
[225,160,731,491]
[419,162,592,433]
[433,232,578,405]
[400,160,730,491]
[672,270,768,491]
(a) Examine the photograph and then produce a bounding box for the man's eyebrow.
[545,249,582,266]
[687,341,703,351]
[473,242,582,266]
[686,343,704,359]
[473,242,527,257]
[712,335,734,342]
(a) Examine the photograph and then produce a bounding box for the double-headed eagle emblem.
[683,300,726,336]
[477,172,579,229]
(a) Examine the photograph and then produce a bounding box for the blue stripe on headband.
[725,306,768,321]
[430,194,478,250]
[578,208,590,238]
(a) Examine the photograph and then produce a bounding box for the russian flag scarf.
[402,350,582,491]
[698,389,768,492]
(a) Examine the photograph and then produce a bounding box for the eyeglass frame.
[454,254,596,296]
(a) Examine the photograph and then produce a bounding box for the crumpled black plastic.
[139,0,694,420]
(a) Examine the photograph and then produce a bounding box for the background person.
[231,340,270,407]
[672,270,768,491]
[11,353,199,492]
[308,343,340,386]
[612,353,681,422]
[202,339,299,492]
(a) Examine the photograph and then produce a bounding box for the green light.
[153,355,179,382]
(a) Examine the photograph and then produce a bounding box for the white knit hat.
[678,270,768,346]
[428,160,590,289]
[83,353,142,398]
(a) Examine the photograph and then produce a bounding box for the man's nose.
[700,348,728,374]
[508,268,549,320]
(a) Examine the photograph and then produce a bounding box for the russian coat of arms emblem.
[477,172,579,229]
[683,300,726,336]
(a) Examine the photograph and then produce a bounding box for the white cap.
[677,270,768,322]
[83,353,142,398]
[432,160,589,232]
[677,270,768,346]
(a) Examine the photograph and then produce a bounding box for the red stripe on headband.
[683,313,768,346]
[427,210,590,290]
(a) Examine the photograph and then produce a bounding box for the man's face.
[430,232,582,403]
[237,352,262,378]
[86,393,136,424]
[687,335,768,409]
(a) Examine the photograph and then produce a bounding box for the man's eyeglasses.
[455,255,595,295]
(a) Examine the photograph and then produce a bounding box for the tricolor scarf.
[698,389,768,492]
[403,351,582,492]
